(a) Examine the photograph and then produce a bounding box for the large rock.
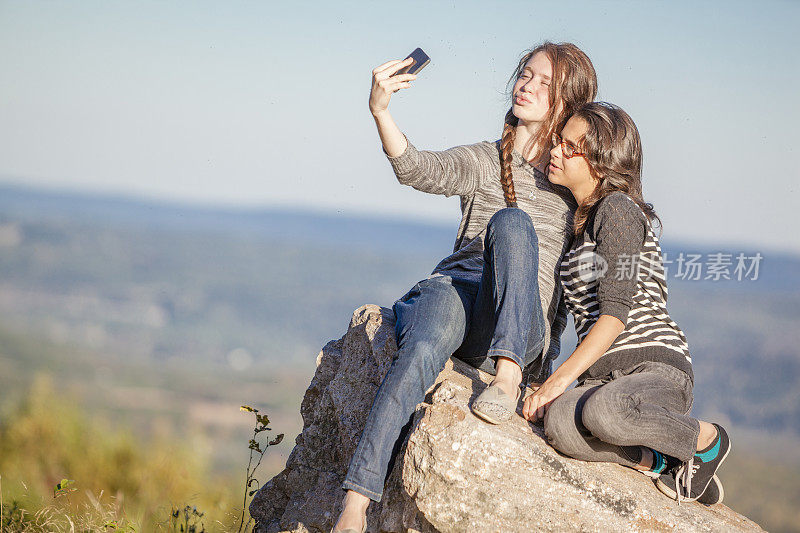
[250,305,763,532]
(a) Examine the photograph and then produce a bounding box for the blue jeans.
[342,208,546,501]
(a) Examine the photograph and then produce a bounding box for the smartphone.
[396,47,430,76]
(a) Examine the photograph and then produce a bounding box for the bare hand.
[369,58,417,116]
[522,382,566,422]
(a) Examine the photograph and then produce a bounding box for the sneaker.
[656,423,731,502]
[697,475,724,506]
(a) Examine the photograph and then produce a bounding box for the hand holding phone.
[395,47,431,76]
[369,48,430,116]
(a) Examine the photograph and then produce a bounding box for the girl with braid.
[527,102,730,504]
[333,42,597,533]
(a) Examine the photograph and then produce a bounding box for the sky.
[0,0,798,253]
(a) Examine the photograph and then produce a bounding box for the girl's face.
[548,116,597,197]
[512,51,553,124]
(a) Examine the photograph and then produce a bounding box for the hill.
[0,184,797,435]
[0,183,799,531]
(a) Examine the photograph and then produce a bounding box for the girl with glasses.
[525,102,730,504]
[332,43,597,533]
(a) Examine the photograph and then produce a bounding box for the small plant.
[1,473,30,531]
[53,479,76,499]
[237,405,283,533]
[169,505,205,533]
[1,499,28,531]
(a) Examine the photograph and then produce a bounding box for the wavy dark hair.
[570,102,661,235]
[499,42,597,207]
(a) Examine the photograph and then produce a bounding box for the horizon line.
[1,176,798,258]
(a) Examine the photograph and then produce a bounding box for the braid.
[499,109,519,208]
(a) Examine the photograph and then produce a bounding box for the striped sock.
[650,449,667,474]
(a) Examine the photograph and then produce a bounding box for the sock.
[695,426,721,462]
[650,449,667,474]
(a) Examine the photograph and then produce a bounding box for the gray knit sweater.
[560,192,693,381]
[385,135,576,381]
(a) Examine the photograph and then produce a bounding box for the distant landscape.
[1,184,799,531]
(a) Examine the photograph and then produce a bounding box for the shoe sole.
[471,405,505,425]
[656,436,732,502]
[639,469,661,479]
[697,475,724,505]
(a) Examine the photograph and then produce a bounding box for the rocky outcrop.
[250,304,763,532]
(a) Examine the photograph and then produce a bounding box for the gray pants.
[543,361,700,464]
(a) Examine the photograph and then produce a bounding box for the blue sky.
[1,0,798,252]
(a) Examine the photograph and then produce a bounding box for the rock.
[250,304,763,532]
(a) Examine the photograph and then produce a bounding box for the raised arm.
[369,57,489,197]
[370,57,415,157]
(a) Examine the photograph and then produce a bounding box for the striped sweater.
[385,135,577,382]
[560,192,693,381]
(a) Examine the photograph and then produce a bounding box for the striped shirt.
[385,135,577,382]
[560,192,693,381]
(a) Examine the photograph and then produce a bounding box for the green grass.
[0,324,299,531]
[0,375,238,531]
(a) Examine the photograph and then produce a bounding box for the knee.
[543,398,582,456]
[581,390,635,443]
[487,208,537,245]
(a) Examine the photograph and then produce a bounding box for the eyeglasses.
[551,133,586,159]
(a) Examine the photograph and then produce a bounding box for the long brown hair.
[499,42,597,207]
[570,101,661,235]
